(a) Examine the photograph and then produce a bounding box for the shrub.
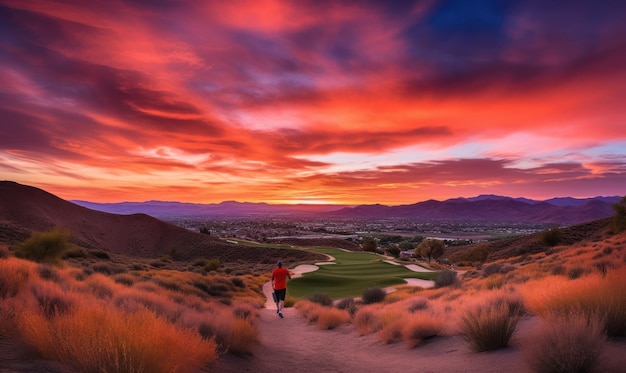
[316,308,351,330]
[354,306,381,335]
[524,315,605,373]
[92,263,126,275]
[0,258,31,299]
[284,295,297,308]
[0,245,9,259]
[204,258,221,272]
[113,274,135,287]
[30,281,75,318]
[362,286,386,304]
[90,250,110,260]
[62,247,86,259]
[434,270,458,288]
[611,196,626,234]
[541,227,563,247]
[386,247,400,258]
[197,307,259,355]
[567,267,585,280]
[407,297,429,313]
[403,312,446,348]
[336,298,358,317]
[37,264,59,282]
[377,312,404,344]
[192,257,207,267]
[15,228,71,264]
[231,277,246,288]
[525,271,626,337]
[308,292,333,307]
[19,304,217,372]
[461,294,524,352]
[295,300,324,323]
[482,263,514,277]
[485,274,505,290]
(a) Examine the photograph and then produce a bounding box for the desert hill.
[0,181,325,265]
[447,217,613,262]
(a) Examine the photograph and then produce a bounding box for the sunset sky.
[1,0,625,205]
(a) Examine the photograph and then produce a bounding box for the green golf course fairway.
[287,247,439,299]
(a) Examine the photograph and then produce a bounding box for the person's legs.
[275,289,286,317]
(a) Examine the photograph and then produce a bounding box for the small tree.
[415,239,445,263]
[16,227,71,264]
[612,196,626,234]
[541,227,563,247]
[362,237,377,252]
[386,247,400,258]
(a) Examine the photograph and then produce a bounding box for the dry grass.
[0,257,32,299]
[196,305,260,355]
[377,309,405,344]
[295,300,323,323]
[316,307,351,330]
[523,315,605,373]
[0,252,268,371]
[460,292,524,351]
[524,269,626,337]
[403,311,446,348]
[354,305,382,336]
[18,303,217,373]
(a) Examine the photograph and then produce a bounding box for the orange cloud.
[1,0,625,204]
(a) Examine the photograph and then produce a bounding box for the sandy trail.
[213,284,534,373]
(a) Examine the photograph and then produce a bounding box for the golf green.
[287,247,438,299]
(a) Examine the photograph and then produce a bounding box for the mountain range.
[72,192,622,224]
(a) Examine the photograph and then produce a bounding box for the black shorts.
[274,288,287,301]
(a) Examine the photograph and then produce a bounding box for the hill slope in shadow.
[0,181,324,264]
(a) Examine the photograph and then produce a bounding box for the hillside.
[0,181,325,265]
[446,218,613,262]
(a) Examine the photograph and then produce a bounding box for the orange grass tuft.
[316,307,351,330]
[460,292,524,352]
[402,311,446,348]
[353,305,382,336]
[0,257,33,299]
[523,315,605,373]
[524,269,626,337]
[18,303,217,373]
[196,306,260,355]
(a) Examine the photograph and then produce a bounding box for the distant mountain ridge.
[72,193,622,224]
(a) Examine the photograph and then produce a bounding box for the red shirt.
[272,267,290,290]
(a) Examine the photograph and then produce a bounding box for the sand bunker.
[403,278,435,288]
[405,264,436,272]
[291,264,320,278]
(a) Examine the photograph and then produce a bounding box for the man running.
[271,260,291,318]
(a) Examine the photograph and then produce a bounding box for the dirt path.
[211,284,533,373]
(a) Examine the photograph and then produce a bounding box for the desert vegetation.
[0,242,267,372]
